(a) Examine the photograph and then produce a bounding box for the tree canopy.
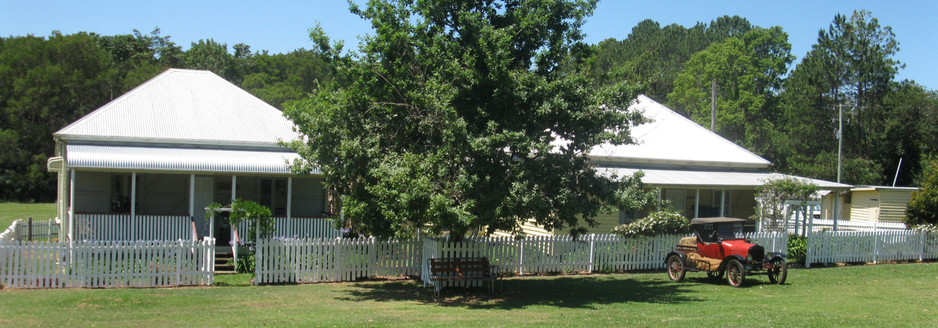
[668,26,793,157]
[285,0,645,239]
[0,29,340,201]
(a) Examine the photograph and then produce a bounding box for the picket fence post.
[588,234,595,273]
[519,240,525,275]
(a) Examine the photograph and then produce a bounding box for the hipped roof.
[55,69,299,148]
[590,95,771,169]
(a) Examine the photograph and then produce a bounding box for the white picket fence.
[0,220,19,241]
[74,214,190,241]
[254,237,422,284]
[420,232,787,278]
[0,219,58,242]
[806,230,938,267]
[11,219,60,241]
[0,238,215,289]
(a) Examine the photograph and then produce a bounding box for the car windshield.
[695,222,745,243]
[716,222,745,240]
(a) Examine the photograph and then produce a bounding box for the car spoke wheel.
[726,259,744,287]
[667,255,685,282]
[768,259,787,284]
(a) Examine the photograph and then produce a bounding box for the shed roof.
[589,95,771,169]
[850,186,919,192]
[55,69,299,148]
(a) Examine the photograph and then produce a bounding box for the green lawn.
[1,263,936,327]
[0,202,56,231]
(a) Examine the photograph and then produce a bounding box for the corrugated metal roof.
[599,167,851,190]
[55,69,299,147]
[66,144,316,175]
[589,95,771,169]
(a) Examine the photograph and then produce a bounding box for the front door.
[193,176,216,240]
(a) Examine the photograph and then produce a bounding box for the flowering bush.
[910,223,938,233]
[612,210,690,237]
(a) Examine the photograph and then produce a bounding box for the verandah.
[64,171,332,242]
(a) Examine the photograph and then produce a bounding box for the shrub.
[227,252,255,274]
[906,159,938,227]
[787,235,807,265]
[612,210,690,238]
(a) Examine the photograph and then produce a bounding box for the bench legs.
[431,279,497,298]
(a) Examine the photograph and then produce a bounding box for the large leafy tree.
[240,25,347,109]
[777,10,902,185]
[285,0,644,239]
[94,28,183,94]
[668,26,793,158]
[0,32,116,201]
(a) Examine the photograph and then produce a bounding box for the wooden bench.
[427,257,499,296]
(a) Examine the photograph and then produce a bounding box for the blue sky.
[2,0,936,89]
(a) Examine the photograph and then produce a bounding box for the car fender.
[720,255,747,270]
[665,251,687,265]
[766,252,786,262]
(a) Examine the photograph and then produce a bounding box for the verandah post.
[131,172,137,241]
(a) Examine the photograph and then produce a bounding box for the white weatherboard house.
[48,69,335,245]
[48,69,849,241]
[520,95,852,236]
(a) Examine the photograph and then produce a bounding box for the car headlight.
[746,254,752,262]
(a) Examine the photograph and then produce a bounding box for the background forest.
[2,11,936,202]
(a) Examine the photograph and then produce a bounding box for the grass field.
[0,202,55,231]
[1,263,936,327]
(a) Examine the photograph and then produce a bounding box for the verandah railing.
[74,214,190,241]
[235,217,342,241]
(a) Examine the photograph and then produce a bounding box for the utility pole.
[710,80,716,132]
[834,103,843,232]
[837,103,842,184]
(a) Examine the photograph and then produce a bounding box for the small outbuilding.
[848,186,919,223]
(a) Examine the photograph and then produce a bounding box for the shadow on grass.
[340,275,698,309]
[682,272,789,288]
